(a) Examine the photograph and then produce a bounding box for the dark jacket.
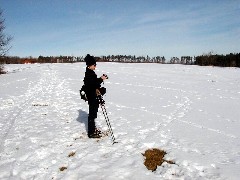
[84,67,103,101]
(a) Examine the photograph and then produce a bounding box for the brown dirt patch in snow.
[142,148,174,171]
[59,166,67,171]
[68,151,76,157]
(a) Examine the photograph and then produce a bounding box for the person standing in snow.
[84,54,107,138]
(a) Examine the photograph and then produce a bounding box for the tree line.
[100,55,166,63]
[1,53,240,68]
[195,53,240,67]
[0,55,84,64]
[0,55,167,64]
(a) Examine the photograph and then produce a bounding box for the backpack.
[99,87,106,96]
[80,85,106,102]
[79,85,88,101]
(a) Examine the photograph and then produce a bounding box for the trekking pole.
[98,96,117,144]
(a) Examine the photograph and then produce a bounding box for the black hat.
[85,54,96,66]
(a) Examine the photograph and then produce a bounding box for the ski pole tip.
[112,141,118,145]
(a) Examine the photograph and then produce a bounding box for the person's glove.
[96,89,101,96]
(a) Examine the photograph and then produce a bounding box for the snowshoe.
[95,128,102,135]
[88,132,102,138]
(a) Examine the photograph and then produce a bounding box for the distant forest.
[195,53,240,67]
[0,53,240,68]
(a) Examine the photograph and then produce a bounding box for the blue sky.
[1,0,240,59]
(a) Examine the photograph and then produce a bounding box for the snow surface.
[0,63,240,180]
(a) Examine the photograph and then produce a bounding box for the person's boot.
[95,128,102,135]
[88,117,98,138]
[88,132,102,138]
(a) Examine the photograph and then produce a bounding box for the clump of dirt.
[68,151,76,157]
[142,148,174,171]
[59,166,67,171]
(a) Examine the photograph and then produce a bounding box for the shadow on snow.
[76,109,88,132]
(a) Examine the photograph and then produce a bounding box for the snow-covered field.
[0,63,240,180]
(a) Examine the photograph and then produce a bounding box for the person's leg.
[88,98,100,137]
[88,102,96,136]
[93,98,99,119]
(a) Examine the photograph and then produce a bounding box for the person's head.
[88,63,97,70]
[85,54,96,70]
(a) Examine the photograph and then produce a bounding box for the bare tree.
[0,9,12,57]
[0,9,12,74]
